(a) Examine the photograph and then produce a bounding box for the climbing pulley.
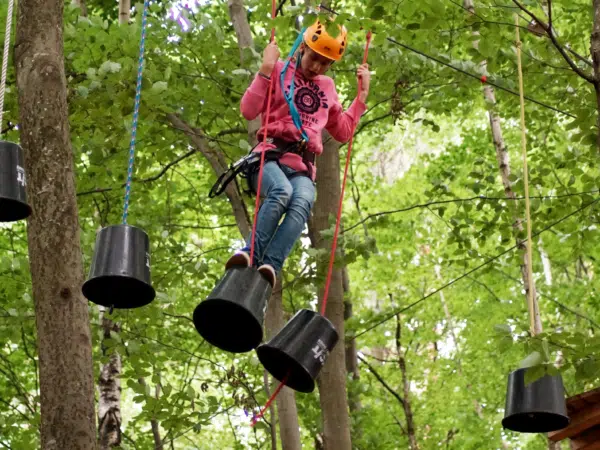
[501,16,568,434]
[82,0,155,311]
[0,0,31,223]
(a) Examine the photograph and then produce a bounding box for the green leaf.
[494,324,512,335]
[99,60,122,75]
[519,351,542,369]
[231,68,251,77]
[524,365,546,385]
[151,81,168,94]
[77,86,89,98]
[239,139,251,151]
[186,385,195,400]
[370,5,386,20]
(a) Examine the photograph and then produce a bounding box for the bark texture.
[98,317,122,450]
[227,0,261,141]
[264,280,301,450]
[119,0,131,25]
[311,135,353,450]
[14,0,97,448]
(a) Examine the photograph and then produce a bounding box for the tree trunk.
[119,0,131,25]
[227,0,261,141]
[223,3,302,448]
[592,0,600,149]
[396,315,418,450]
[14,0,97,448]
[311,135,352,450]
[139,378,163,449]
[539,240,553,285]
[343,267,362,423]
[548,440,562,450]
[263,369,278,450]
[227,0,254,63]
[71,0,87,16]
[265,279,301,450]
[98,317,122,450]
[464,0,542,332]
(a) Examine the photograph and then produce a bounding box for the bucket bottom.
[193,298,263,353]
[82,274,155,309]
[256,344,315,393]
[0,197,31,222]
[502,411,569,433]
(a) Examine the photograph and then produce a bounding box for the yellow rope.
[515,14,537,336]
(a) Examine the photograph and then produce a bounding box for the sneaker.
[258,264,276,287]
[225,251,251,270]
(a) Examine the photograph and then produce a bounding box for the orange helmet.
[303,20,348,61]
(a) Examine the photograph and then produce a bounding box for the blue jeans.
[243,161,315,273]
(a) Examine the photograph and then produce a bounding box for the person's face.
[300,44,335,79]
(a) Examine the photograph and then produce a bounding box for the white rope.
[0,0,15,137]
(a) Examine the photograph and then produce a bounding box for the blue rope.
[280,28,309,143]
[122,0,150,225]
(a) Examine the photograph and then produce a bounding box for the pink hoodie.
[240,59,367,180]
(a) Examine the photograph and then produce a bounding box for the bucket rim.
[96,223,149,234]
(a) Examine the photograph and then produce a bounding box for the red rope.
[250,0,278,263]
[251,28,372,429]
[250,373,289,427]
[320,31,372,316]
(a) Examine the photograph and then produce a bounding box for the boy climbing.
[225,19,371,287]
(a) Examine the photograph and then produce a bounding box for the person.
[225,19,371,287]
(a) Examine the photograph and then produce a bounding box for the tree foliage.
[1,0,599,448]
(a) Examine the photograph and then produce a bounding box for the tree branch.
[0,397,31,423]
[357,354,405,408]
[565,45,594,68]
[344,191,599,233]
[166,113,251,237]
[76,148,199,197]
[512,0,595,83]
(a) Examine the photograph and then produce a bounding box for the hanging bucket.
[82,224,155,309]
[193,266,272,353]
[0,141,31,222]
[502,367,570,433]
[256,309,339,393]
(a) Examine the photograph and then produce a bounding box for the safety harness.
[209,28,313,199]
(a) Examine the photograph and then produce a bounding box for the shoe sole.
[258,265,276,287]
[225,253,250,270]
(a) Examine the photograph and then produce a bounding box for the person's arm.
[324,64,370,142]
[240,41,280,121]
[325,97,367,143]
